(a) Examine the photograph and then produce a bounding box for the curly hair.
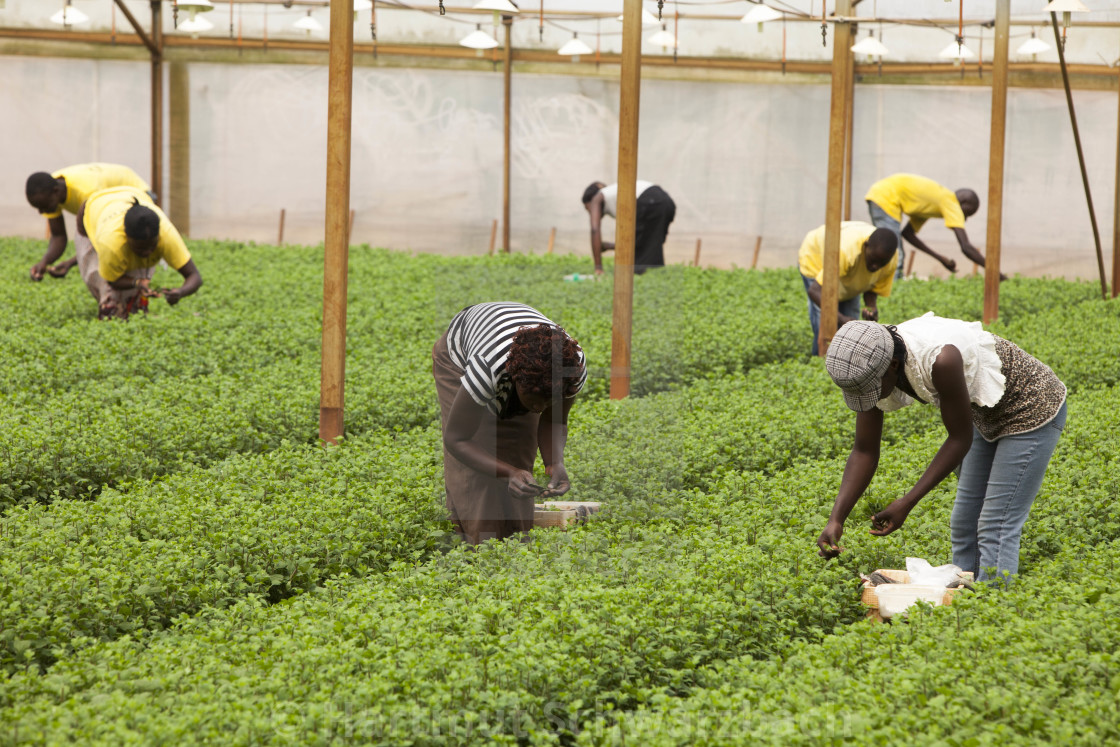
[507,324,584,398]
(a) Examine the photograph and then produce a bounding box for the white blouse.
[877,313,1007,412]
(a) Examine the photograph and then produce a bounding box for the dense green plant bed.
[0,429,446,674]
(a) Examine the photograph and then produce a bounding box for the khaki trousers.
[76,235,154,309]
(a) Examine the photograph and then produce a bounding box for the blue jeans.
[800,274,860,356]
[867,200,903,279]
[950,400,1067,583]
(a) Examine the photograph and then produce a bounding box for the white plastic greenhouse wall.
[1,6,1117,280]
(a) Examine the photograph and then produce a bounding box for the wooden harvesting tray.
[533,501,601,529]
[861,569,974,623]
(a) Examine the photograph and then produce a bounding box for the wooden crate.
[861,569,974,622]
[533,501,601,529]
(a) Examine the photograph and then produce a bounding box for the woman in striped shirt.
[433,302,587,545]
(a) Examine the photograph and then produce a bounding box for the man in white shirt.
[581,180,675,275]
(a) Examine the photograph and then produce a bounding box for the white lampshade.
[617,9,660,27]
[1016,37,1050,55]
[939,41,975,60]
[740,4,782,25]
[558,35,593,56]
[648,28,677,48]
[50,6,89,26]
[1042,0,1089,11]
[179,16,214,33]
[460,27,500,49]
[473,0,519,12]
[354,0,374,11]
[851,36,889,57]
[177,0,215,11]
[293,13,324,33]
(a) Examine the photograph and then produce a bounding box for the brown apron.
[432,332,540,545]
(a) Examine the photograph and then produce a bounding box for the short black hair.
[885,324,908,370]
[581,182,603,205]
[123,198,160,241]
[26,172,56,201]
[867,227,899,255]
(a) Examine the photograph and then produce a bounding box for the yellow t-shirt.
[82,187,191,282]
[864,173,966,234]
[45,163,151,219]
[797,221,896,301]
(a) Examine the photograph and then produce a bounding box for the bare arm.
[817,407,884,557]
[32,216,69,281]
[861,290,879,321]
[806,279,857,326]
[949,226,987,268]
[163,259,203,305]
[537,394,576,498]
[587,195,607,274]
[870,345,974,535]
[901,223,957,272]
[444,387,541,499]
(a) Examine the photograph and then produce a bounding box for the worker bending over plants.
[24,163,152,281]
[76,186,202,319]
[581,179,675,276]
[433,302,586,545]
[817,314,1067,584]
[797,221,898,356]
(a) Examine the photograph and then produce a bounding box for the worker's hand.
[508,469,544,500]
[162,287,185,306]
[870,499,912,536]
[817,521,845,559]
[861,307,879,322]
[46,263,71,279]
[941,257,958,273]
[30,262,46,281]
[594,267,604,277]
[540,464,571,499]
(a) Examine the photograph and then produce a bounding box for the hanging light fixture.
[740,3,782,32]
[460,24,500,50]
[616,9,660,27]
[558,33,593,58]
[293,9,324,34]
[939,40,975,60]
[1043,0,1088,49]
[176,0,214,30]
[50,1,89,27]
[851,31,889,59]
[1016,30,1050,57]
[648,24,677,49]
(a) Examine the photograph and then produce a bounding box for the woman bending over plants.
[816,313,1067,583]
[432,302,586,545]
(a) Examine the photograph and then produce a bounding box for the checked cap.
[825,321,894,412]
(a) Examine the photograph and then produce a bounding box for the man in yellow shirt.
[76,186,202,319]
[865,173,992,279]
[25,163,152,282]
[798,221,897,355]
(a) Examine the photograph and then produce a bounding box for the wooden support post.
[169,61,190,236]
[752,235,762,269]
[1051,12,1108,301]
[905,250,916,278]
[611,0,642,400]
[693,238,702,267]
[984,0,1010,324]
[502,14,513,254]
[278,208,286,245]
[150,1,163,206]
[547,226,556,254]
[319,0,354,446]
[972,262,979,277]
[820,1,853,358]
[1114,69,1120,298]
[843,34,856,222]
[488,219,498,256]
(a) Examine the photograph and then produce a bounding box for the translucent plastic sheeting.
[0,55,1115,279]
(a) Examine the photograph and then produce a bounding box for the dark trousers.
[634,185,675,274]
